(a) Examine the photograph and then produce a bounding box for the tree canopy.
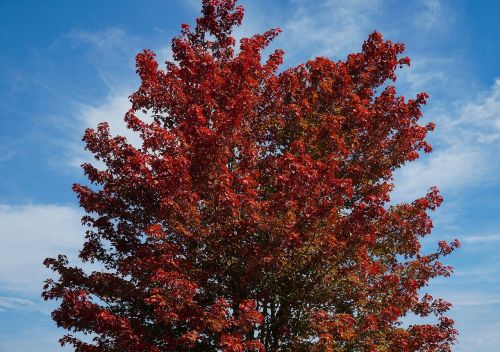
[43,1,459,351]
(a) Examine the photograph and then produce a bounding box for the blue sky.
[0,0,499,350]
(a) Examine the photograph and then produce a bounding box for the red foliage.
[43,1,459,351]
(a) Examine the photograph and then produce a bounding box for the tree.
[43,1,460,351]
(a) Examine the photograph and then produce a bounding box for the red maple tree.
[43,1,460,351]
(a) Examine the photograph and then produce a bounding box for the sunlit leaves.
[43,1,458,351]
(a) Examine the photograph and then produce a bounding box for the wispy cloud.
[398,55,454,97]
[392,146,486,202]
[67,28,136,55]
[0,143,17,164]
[414,0,444,31]
[0,296,35,312]
[426,287,500,351]
[181,0,202,12]
[446,291,500,307]
[393,78,500,202]
[453,322,500,352]
[281,0,382,60]
[461,234,500,244]
[454,79,500,144]
[0,328,73,352]
[0,204,83,295]
[65,89,139,169]
[49,27,164,170]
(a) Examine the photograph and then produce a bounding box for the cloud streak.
[0,296,35,312]
[0,204,83,296]
[461,234,500,244]
[281,0,382,60]
[393,78,500,202]
[414,0,444,31]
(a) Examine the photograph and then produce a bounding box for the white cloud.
[0,297,35,312]
[182,0,201,11]
[454,323,500,352]
[281,0,382,60]
[392,146,486,202]
[0,204,83,296]
[425,286,500,350]
[446,291,500,307]
[393,79,500,202]
[66,28,140,90]
[461,234,500,244]
[68,90,136,167]
[64,85,161,170]
[454,267,500,281]
[67,28,135,55]
[414,0,443,30]
[0,143,17,164]
[75,91,132,135]
[0,328,73,352]
[398,56,452,97]
[455,79,500,144]
[52,27,169,170]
